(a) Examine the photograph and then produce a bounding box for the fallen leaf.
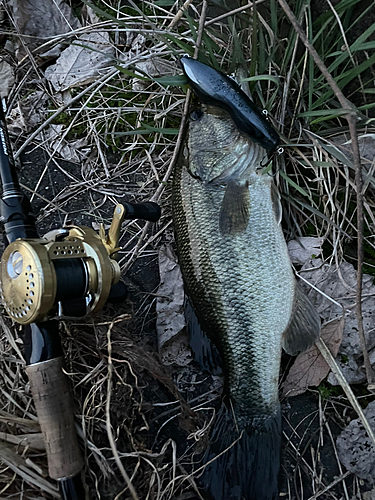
[299,257,375,385]
[45,6,114,91]
[36,124,90,162]
[7,91,49,135]
[336,400,375,483]
[156,245,191,366]
[22,90,50,129]
[287,237,323,265]
[7,102,27,135]
[363,488,375,500]
[332,133,375,192]
[45,31,115,91]
[7,0,80,61]
[282,317,344,397]
[132,58,177,91]
[0,60,15,97]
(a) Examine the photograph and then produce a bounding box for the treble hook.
[260,147,284,176]
[260,155,273,169]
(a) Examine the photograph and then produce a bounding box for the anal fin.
[219,181,250,235]
[282,283,321,356]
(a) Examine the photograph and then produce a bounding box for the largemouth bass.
[172,58,321,500]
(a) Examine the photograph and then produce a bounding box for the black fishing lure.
[180,56,280,154]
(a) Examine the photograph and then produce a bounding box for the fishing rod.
[0,99,161,499]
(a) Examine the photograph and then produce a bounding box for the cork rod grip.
[26,357,84,480]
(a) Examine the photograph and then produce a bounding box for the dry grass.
[1,0,375,498]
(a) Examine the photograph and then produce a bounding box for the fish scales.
[173,109,294,421]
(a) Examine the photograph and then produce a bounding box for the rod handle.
[26,357,84,480]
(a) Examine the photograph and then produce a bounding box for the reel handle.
[123,201,161,222]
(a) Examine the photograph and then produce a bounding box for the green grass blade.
[164,34,194,56]
[184,10,198,41]
[313,22,375,90]
[270,0,278,38]
[297,108,352,118]
[154,75,188,87]
[154,0,175,5]
[279,169,310,198]
[241,75,280,86]
[113,125,180,136]
[283,194,350,235]
[115,66,150,80]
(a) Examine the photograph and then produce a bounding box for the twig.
[119,1,207,270]
[13,69,119,159]
[324,421,350,500]
[204,0,266,27]
[194,1,208,58]
[306,471,351,500]
[106,323,139,500]
[280,6,308,134]
[152,0,207,202]
[19,182,69,215]
[0,442,59,498]
[277,0,373,385]
[150,92,191,206]
[168,0,195,28]
[124,2,209,273]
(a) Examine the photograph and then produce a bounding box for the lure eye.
[190,109,203,121]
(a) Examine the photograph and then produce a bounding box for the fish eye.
[190,109,203,121]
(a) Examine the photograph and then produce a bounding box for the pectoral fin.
[219,181,250,235]
[282,283,321,356]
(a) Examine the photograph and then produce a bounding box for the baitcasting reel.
[0,202,160,325]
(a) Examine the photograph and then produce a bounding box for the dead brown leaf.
[282,317,344,397]
[7,0,80,61]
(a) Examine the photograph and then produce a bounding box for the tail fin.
[199,404,281,500]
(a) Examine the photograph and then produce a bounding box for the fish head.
[187,106,266,184]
